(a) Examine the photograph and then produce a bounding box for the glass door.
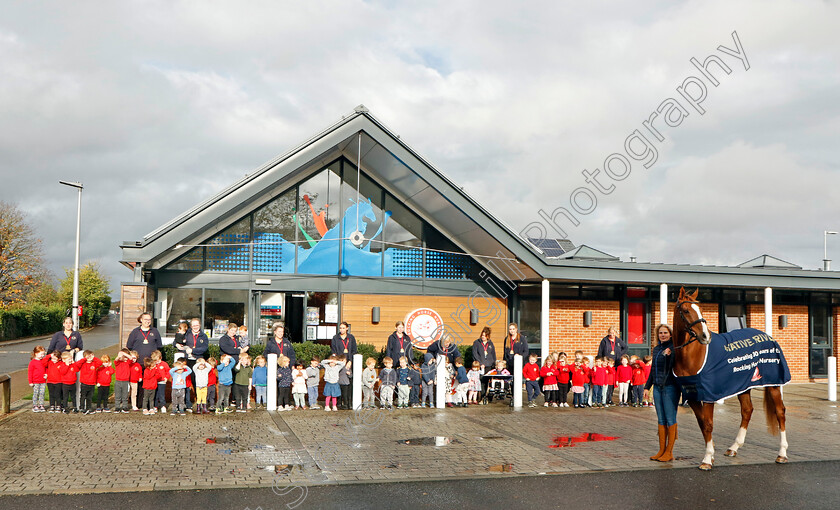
[810,294,832,378]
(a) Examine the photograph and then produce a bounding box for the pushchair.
[481,371,513,405]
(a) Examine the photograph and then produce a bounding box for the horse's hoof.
[699,463,713,471]
[776,456,788,464]
[724,449,737,457]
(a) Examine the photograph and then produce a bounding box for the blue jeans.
[525,381,540,402]
[307,386,319,407]
[592,384,603,404]
[256,385,267,405]
[582,383,591,406]
[653,384,681,426]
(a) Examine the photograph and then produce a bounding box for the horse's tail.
[764,387,779,436]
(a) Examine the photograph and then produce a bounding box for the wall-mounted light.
[371,307,380,324]
[584,311,592,327]
[779,315,788,329]
[470,308,479,325]
[255,279,271,285]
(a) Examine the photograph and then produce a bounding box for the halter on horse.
[672,287,788,470]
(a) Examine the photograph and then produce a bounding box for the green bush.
[292,342,331,365]
[0,304,65,341]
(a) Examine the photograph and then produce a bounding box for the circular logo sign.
[404,308,444,349]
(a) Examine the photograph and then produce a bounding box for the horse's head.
[674,287,711,346]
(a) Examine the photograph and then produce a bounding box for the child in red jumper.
[114,349,133,413]
[45,351,67,413]
[60,351,80,413]
[523,353,541,408]
[95,354,115,412]
[556,353,571,407]
[591,357,608,408]
[570,358,588,408]
[616,354,632,406]
[207,358,219,411]
[630,355,646,407]
[141,358,161,415]
[129,351,143,411]
[28,346,48,412]
[151,350,170,412]
[605,360,616,406]
[73,350,103,415]
[539,356,558,407]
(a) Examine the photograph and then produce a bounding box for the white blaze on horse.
[672,288,790,471]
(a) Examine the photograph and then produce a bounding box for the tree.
[59,261,112,327]
[0,202,46,308]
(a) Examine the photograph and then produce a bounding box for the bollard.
[435,356,446,409]
[352,353,362,410]
[513,354,523,408]
[829,356,837,402]
[0,374,10,415]
[267,353,278,411]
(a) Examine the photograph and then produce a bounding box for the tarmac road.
[0,459,836,510]
[0,314,120,375]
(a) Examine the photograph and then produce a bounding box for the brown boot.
[650,424,667,460]
[657,424,677,462]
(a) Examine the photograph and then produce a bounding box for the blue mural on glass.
[209,196,471,279]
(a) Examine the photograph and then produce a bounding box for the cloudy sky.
[2,1,838,293]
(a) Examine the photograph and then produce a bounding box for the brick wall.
[548,300,620,355]
[651,302,719,347]
[746,304,809,382]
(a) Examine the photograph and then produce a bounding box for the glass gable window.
[206,217,251,272]
[296,164,341,275]
[253,187,298,273]
[164,157,478,280]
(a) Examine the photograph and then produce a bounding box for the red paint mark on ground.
[550,433,619,448]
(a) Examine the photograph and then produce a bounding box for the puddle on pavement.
[259,464,304,474]
[398,437,460,446]
[488,463,513,472]
[479,436,505,440]
[550,433,619,448]
[252,444,276,450]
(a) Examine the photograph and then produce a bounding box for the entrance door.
[285,293,306,343]
[625,300,649,358]
[810,299,832,378]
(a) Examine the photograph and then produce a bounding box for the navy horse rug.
[676,328,791,403]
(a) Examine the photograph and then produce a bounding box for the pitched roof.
[737,254,802,269]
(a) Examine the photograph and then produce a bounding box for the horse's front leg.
[725,391,753,457]
[690,401,715,470]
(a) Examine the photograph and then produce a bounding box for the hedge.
[159,341,380,366]
[0,305,66,341]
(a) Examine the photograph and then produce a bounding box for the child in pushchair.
[481,360,512,405]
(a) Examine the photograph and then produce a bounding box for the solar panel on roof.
[527,238,568,257]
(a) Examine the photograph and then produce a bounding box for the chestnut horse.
[672,287,788,470]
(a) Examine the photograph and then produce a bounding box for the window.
[253,187,298,273]
[166,247,204,271]
[160,288,202,334]
[340,169,384,277]
[383,194,423,278]
[206,217,251,272]
[723,304,746,332]
[204,289,248,338]
[296,164,341,275]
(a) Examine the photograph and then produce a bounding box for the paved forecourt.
[0,383,837,495]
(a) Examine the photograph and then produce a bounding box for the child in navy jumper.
[28,346,47,412]
[378,357,397,409]
[523,353,541,407]
[396,356,411,408]
[408,361,423,408]
[421,356,436,408]
[337,356,351,410]
[252,355,268,408]
[277,355,293,411]
[454,358,469,407]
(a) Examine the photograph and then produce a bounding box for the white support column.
[764,287,773,337]
[513,354,523,408]
[266,353,277,411]
[435,356,446,409]
[660,283,668,326]
[828,356,837,402]
[352,353,363,410]
[541,279,550,363]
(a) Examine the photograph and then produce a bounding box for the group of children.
[28,342,654,414]
[524,350,653,408]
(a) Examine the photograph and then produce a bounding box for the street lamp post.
[60,180,83,331]
[824,231,838,271]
